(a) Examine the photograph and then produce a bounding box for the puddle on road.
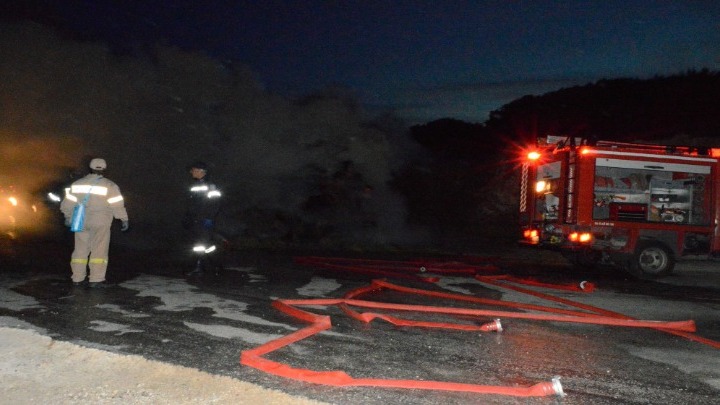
[184,321,283,344]
[435,276,476,295]
[224,266,266,283]
[88,320,144,335]
[120,274,298,344]
[296,277,341,297]
[625,345,720,390]
[0,287,43,311]
[95,303,151,318]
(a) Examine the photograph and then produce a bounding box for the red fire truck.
[519,136,720,278]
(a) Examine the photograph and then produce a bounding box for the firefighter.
[60,158,129,288]
[183,161,223,277]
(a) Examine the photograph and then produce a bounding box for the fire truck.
[519,136,720,278]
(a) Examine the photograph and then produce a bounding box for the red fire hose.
[242,297,564,397]
[475,275,720,349]
[295,257,719,346]
[242,282,698,398]
[241,256,718,399]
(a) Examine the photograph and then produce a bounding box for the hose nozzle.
[480,318,503,332]
[526,376,565,397]
[551,376,565,397]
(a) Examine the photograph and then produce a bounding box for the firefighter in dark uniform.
[183,161,223,277]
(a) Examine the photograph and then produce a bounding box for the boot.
[88,281,110,289]
[211,263,224,277]
[186,259,204,277]
[205,256,223,276]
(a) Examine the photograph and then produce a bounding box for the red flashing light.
[527,151,541,161]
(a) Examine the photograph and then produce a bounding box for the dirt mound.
[0,327,326,404]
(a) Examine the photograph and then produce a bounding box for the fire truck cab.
[519,136,720,278]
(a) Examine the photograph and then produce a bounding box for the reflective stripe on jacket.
[186,178,222,221]
[60,174,129,224]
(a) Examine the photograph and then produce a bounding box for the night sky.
[2,1,720,250]
[5,0,720,122]
[4,0,720,123]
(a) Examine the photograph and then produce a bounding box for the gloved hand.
[121,220,130,232]
[202,218,214,229]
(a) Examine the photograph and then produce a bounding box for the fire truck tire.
[630,241,675,278]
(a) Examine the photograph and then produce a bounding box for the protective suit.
[184,163,222,276]
[60,159,128,286]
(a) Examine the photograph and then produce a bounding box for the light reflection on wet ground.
[1,241,719,404]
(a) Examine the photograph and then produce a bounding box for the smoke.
[0,128,82,236]
[0,21,421,249]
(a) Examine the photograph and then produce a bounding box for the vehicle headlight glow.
[569,232,593,243]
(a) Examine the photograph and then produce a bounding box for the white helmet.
[89,158,107,170]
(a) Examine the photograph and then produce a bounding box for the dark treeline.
[486,70,720,146]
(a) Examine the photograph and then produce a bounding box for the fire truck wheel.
[631,241,675,278]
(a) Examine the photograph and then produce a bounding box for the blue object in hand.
[70,204,86,232]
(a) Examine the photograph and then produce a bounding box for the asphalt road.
[1,238,719,404]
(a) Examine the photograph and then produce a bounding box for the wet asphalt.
[1,238,719,405]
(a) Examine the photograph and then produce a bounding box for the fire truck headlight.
[569,232,593,243]
[523,229,540,243]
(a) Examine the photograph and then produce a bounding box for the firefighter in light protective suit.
[183,161,223,276]
[60,158,129,287]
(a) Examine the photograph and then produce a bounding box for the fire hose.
[242,283,696,398]
[475,275,720,349]
[242,297,564,397]
[242,256,718,399]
